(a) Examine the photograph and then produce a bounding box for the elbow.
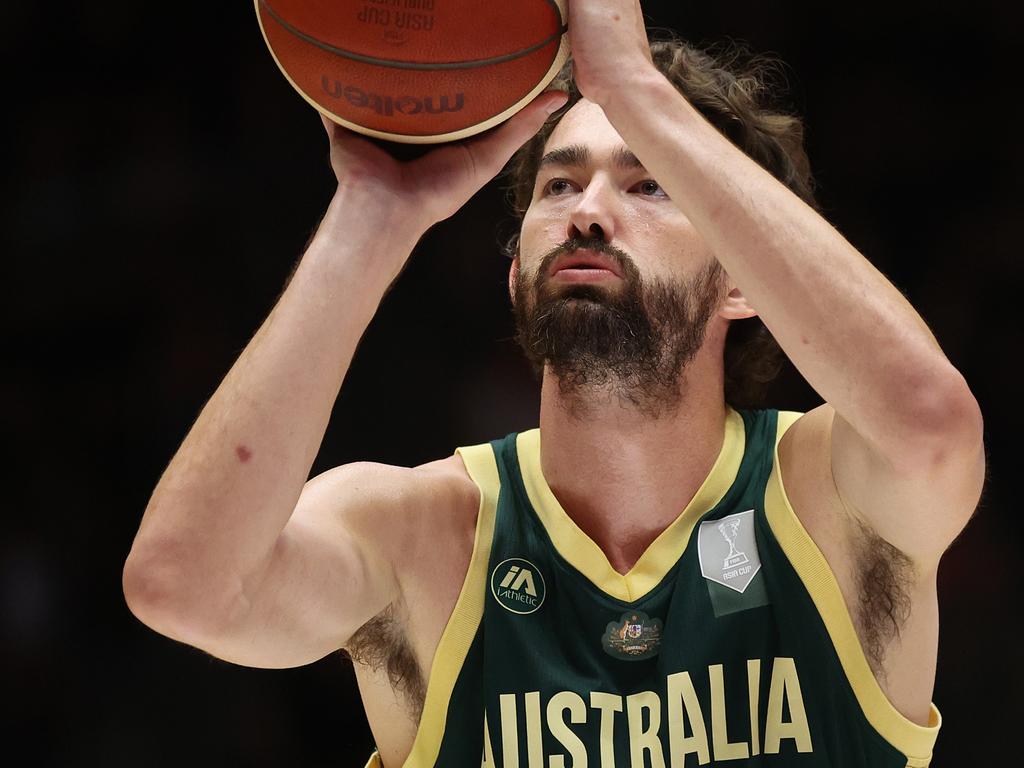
[123,544,185,621]
[898,371,984,473]
[122,539,246,647]
[122,553,182,639]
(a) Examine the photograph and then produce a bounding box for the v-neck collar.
[514,407,746,603]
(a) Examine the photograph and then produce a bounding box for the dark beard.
[512,238,725,419]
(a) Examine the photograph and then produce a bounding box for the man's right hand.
[321,90,568,232]
[122,89,566,673]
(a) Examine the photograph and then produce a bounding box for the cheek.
[519,210,539,250]
[519,221,567,282]
[650,221,711,273]
[521,208,562,246]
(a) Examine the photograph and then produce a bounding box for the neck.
[537,343,729,574]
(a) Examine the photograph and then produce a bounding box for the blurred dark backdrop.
[3,1,1019,765]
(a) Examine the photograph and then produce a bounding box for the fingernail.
[545,92,569,114]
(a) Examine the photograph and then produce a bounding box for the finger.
[320,115,375,155]
[320,112,335,138]
[458,91,569,182]
[320,112,368,155]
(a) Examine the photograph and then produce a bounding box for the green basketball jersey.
[365,408,940,768]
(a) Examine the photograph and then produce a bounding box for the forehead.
[541,99,638,168]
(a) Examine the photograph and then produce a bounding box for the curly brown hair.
[499,31,821,409]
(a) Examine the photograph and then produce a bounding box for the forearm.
[125,184,423,617]
[602,71,972,455]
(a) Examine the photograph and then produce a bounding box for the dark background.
[3,1,1019,765]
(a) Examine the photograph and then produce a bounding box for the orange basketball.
[255,0,571,144]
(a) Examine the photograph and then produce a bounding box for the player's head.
[501,33,820,413]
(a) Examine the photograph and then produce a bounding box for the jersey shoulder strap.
[763,409,941,762]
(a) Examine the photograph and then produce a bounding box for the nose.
[566,177,616,244]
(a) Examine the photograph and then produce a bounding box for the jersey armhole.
[765,410,941,766]
[398,443,500,768]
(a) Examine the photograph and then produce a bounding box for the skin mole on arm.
[235,445,253,463]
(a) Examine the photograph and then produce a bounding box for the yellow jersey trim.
[364,752,382,768]
[764,410,941,764]
[516,407,745,602]
[394,443,500,768]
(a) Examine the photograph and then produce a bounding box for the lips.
[549,249,624,278]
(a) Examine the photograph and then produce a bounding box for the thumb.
[534,89,571,116]
[505,89,570,136]
[455,90,570,184]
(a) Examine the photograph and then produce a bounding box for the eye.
[542,178,576,196]
[539,178,668,198]
[634,180,668,198]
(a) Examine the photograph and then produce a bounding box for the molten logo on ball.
[255,0,570,141]
[321,76,464,118]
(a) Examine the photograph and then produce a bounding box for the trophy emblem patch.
[698,509,761,593]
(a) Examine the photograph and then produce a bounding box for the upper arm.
[791,397,986,570]
[188,461,443,669]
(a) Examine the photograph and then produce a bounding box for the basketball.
[254,0,571,144]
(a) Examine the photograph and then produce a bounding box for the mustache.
[536,237,635,282]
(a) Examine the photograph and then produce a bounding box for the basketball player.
[123,2,986,765]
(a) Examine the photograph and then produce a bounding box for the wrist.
[597,63,670,114]
[302,185,427,292]
[326,182,431,245]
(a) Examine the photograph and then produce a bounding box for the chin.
[554,283,616,303]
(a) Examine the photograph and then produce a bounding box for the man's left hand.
[566,0,657,107]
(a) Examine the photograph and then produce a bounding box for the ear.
[508,252,520,303]
[718,284,758,321]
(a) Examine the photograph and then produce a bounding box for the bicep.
[828,403,987,568]
[195,462,407,669]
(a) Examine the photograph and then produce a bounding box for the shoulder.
[773,404,862,573]
[305,453,481,561]
[411,452,483,540]
[774,405,834,507]
[338,455,482,726]
[772,405,919,668]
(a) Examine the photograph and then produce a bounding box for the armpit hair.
[849,518,914,682]
[340,603,426,722]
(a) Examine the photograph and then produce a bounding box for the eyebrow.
[537,144,646,173]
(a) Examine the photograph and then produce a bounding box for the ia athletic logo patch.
[490,558,546,615]
[698,509,761,593]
